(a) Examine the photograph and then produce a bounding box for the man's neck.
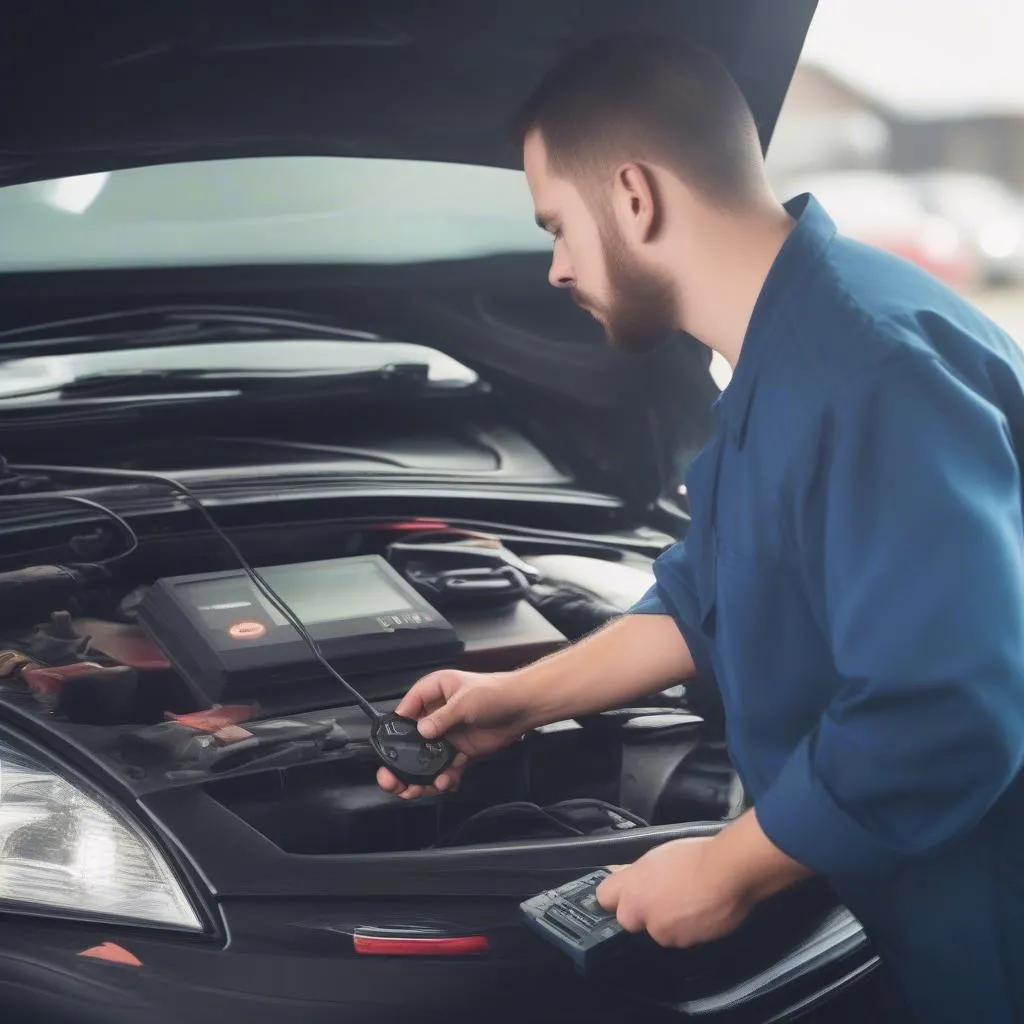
[674,202,796,369]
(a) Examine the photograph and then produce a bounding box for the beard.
[574,223,678,354]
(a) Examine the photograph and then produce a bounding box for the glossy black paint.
[0,1,816,184]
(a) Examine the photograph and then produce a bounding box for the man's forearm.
[708,808,814,904]
[514,613,696,729]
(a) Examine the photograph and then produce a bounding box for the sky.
[801,0,1024,117]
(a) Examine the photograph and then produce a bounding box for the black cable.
[432,802,585,848]
[13,462,381,720]
[0,493,138,564]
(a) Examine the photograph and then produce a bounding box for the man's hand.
[596,837,754,948]
[376,612,699,801]
[376,669,533,799]
[596,810,814,949]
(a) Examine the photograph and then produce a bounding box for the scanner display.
[136,555,463,706]
[182,560,414,630]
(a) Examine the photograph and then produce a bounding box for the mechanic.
[377,33,1024,1023]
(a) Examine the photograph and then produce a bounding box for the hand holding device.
[375,668,533,798]
[520,868,633,973]
[368,711,457,785]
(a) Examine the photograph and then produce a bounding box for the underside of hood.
[2,0,817,185]
[0,0,818,513]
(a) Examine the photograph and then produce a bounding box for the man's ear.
[613,162,662,243]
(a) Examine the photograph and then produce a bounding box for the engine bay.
[0,493,874,1024]
[0,512,740,862]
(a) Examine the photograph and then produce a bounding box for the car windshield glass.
[0,156,549,272]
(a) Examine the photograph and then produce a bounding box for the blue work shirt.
[633,193,1024,1022]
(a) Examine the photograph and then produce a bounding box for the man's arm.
[706,808,814,901]
[599,350,1024,947]
[755,351,1024,884]
[383,539,713,797]
[515,540,714,728]
[516,611,696,728]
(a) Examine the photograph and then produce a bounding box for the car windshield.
[0,156,549,272]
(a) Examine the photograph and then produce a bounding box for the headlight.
[0,738,202,931]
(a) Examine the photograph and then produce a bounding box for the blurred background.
[767,0,1024,339]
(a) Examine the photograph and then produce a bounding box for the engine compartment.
[0,505,876,1024]
[199,705,740,856]
[0,513,740,859]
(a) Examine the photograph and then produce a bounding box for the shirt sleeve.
[755,352,1024,883]
[629,539,715,680]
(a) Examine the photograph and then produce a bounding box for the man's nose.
[548,244,574,290]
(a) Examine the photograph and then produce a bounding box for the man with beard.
[376,33,1024,1024]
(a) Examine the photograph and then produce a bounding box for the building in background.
[768,63,1024,192]
[765,1,1024,293]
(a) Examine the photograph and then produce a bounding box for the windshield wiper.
[0,362,436,406]
[0,304,381,354]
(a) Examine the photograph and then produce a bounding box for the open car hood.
[0,0,819,511]
[4,1,816,182]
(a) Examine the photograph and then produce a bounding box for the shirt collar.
[713,193,838,444]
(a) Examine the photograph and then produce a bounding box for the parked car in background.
[781,170,979,290]
[910,170,1024,287]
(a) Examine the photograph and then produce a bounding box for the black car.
[0,2,889,1021]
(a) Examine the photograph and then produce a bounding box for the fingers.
[376,754,469,800]
[596,869,622,911]
[396,764,464,800]
[417,697,462,740]
[381,670,471,798]
[394,671,449,720]
[616,904,647,934]
[376,765,406,794]
[597,865,646,933]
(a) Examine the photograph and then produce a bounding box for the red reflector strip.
[78,942,143,967]
[353,934,490,957]
[374,520,451,532]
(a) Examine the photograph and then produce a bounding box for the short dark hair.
[513,32,764,208]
